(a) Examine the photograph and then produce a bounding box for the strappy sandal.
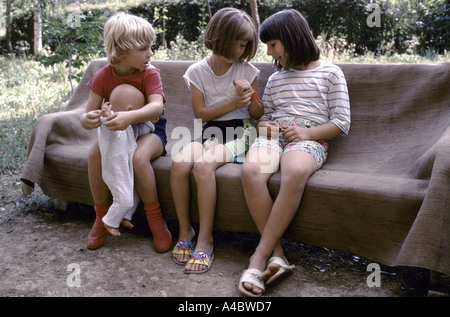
[172,239,194,265]
[184,249,214,274]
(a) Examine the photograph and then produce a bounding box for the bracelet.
[250,90,262,103]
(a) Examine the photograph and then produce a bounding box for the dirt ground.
[0,177,432,298]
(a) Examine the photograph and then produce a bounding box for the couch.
[21,58,450,277]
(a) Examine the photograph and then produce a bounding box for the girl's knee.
[242,160,274,180]
[171,159,194,178]
[192,160,215,182]
[242,161,257,178]
[282,165,311,186]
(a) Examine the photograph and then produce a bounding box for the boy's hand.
[81,110,102,130]
[101,102,113,117]
[102,111,133,131]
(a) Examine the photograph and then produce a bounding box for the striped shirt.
[261,61,351,135]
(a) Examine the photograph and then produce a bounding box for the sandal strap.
[239,268,265,291]
[172,239,194,255]
[268,256,295,270]
[187,249,213,267]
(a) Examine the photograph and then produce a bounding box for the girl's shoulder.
[234,60,260,81]
[186,58,210,73]
[317,61,345,77]
[267,68,289,81]
[235,60,259,72]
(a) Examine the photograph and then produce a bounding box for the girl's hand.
[233,89,253,108]
[280,125,310,142]
[102,111,133,131]
[257,120,280,138]
[233,80,253,108]
[81,110,102,130]
[233,80,252,95]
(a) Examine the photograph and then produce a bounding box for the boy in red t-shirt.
[80,12,171,252]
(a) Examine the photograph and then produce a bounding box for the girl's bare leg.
[184,144,232,272]
[242,150,318,295]
[170,142,203,263]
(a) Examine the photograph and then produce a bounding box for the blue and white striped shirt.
[261,61,351,135]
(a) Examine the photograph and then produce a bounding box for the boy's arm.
[102,94,164,131]
[134,93,164,123]
[80,91,103,130]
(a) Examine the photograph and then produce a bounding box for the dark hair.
[260,9,320,70]
[204,8,258,62]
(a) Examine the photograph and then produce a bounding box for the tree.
[33,0,42,58]
[40,8,105,93]
[5,0,13,54]
[249,0,260,33]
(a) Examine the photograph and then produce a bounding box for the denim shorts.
[251,117,328,169]
[135,116,167,156]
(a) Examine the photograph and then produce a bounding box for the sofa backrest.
[72,58,450,179]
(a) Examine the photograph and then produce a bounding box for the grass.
[0,57,72,173]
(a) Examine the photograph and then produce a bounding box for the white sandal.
[238,268,265,297]
[266,256,295,285]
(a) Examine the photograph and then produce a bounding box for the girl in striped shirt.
[239,9,350,297]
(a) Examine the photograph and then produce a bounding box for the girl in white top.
[239,9,350,296]
[170,8,263,273]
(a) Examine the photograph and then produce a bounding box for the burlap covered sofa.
[21,58,450,277]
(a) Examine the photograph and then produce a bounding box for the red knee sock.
[144,200,172,253]
[87,203,110,250]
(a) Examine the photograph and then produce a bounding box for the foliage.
[0,57,71,173]
[153,34,210,61]
[121,0,450,56]
[38,8,106,92]
[2,0,448,60]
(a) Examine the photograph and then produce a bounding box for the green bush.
[2,0,448,58]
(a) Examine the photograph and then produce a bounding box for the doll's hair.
[260,9,320,70]
[104,12,156,65]
[204,7,258,62]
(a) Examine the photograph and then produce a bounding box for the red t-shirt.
[87,64,166,103]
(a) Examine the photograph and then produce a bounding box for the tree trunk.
[5,0,13,54]
[33,0,42,58]
[249,0,260,33]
